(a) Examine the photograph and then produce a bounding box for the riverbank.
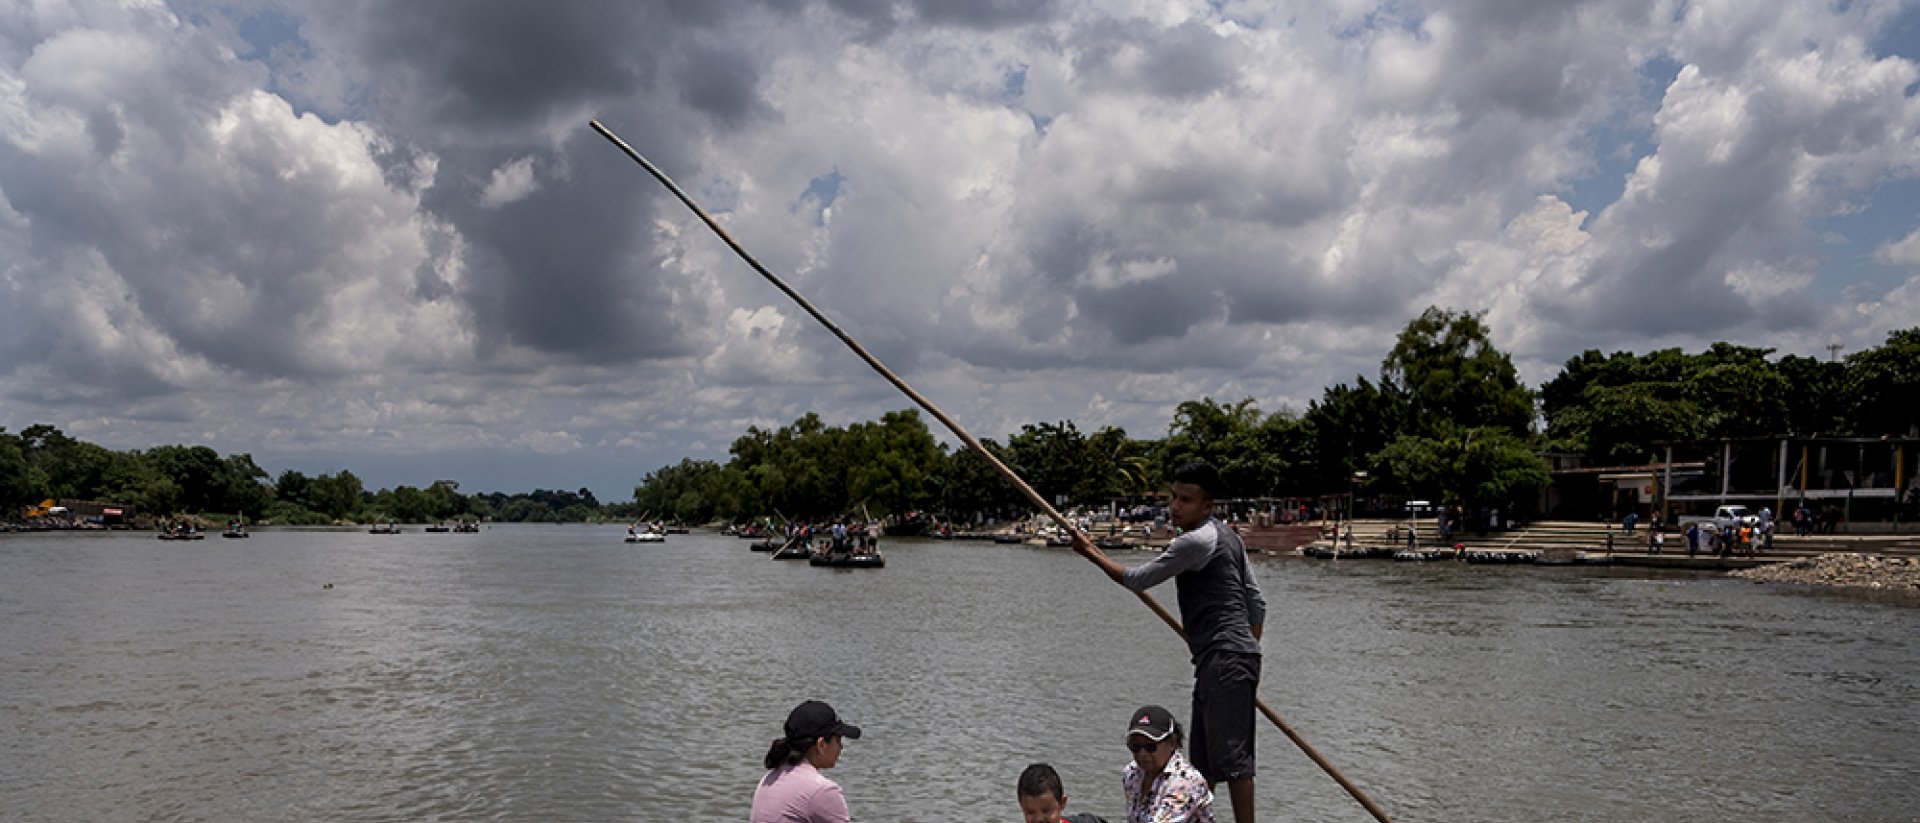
[1730,553,1920,591]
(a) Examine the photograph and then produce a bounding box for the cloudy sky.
[3,0,1918,501]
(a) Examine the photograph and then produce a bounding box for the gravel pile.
[1730,553,1920,590]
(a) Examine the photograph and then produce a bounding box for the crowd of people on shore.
[1634,503,1845,557]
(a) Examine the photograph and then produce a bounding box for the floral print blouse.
[1123,749,1216,823]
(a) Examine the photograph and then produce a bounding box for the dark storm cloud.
[1134,18,1244,99]
[908,0,1059,29]
[286,0,791,367]
[429,137,701,364]
[1132,154,1349,229]
[1069,16,1245,100]
[337,0,658,130]
[675,41,772,129]
[1026,215,1110,284]
[1074,270,1215,346]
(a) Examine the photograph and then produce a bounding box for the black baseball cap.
[785,700,862,742]
[1126,705,1176,741]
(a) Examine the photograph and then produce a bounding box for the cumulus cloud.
[1877,225,1920,267]
[2,0,1918,498]
[479,156,539,208]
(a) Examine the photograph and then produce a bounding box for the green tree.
[1006,421,1091,507]
[96,452,177,515]
[1552,384,1703,464]
[1303,377,1403,491]
[1247,411,1315,496]
[634,458,724,524]
[1685,361,1789,439]
[1382,307,1534,438]
[275,470,314,511]
[16,425,118,501]
[934,437,1021,518]
[1844,327,1920,436]
[1374,425,1550,513]
[1164,397,1315,498]
[144,445,226,513]
[424,480,464,520]
[376,485,433,522]
[1162,397,1265,470]
[307,471,366,520]
[220,453,274,516]
[1085,426,1154,502]
[1774,354,1849,435]
[844,410,943,518]
[0,428,49,512]
[702,464,760,521]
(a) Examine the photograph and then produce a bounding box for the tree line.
[0,424,620,524]
[634,312,1919,525]
[7,310,1915,524]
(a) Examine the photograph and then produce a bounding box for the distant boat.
[424,522,451,533]
[453,522,480,533]
[222,514,250,538]
[625,524,665,543]
[809,548,885,568]
[883,512,931,537]
[369,524,402,535]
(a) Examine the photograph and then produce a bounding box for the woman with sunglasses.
[751,700,863,823]
[1122,705,1215,823]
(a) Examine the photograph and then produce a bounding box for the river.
[2,526,1915,822]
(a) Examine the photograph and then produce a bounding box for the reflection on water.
[2,528,1916,822]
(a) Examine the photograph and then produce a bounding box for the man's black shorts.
[1189,649,1260,783]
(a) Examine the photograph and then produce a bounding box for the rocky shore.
[1730,553,1920,591]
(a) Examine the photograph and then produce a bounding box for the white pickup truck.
[1710,505,1761,532]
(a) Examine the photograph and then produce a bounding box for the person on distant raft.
[1016,762,1109,823]
[1075,461,1264,823]
[750,700,862,823]
[1120,705,1215,823]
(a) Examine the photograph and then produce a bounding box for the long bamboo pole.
[589,119,1393,823]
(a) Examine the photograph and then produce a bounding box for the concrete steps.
[1310,519,1920,563]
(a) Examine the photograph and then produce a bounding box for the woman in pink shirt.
[750,700,863,823]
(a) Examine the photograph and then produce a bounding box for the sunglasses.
[1127,737,1164,753]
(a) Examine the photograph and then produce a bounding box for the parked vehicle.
[1711,505,1760,532]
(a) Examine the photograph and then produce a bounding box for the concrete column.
[1663,445,1674,522]
[1728,443,1743,498]
[1776,438,1789,516]
[1800,444,1810,498]
[1896,444,1905,496]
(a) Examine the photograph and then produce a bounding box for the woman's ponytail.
[763,736,807,770]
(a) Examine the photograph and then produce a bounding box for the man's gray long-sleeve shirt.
[1121,518,1265,661]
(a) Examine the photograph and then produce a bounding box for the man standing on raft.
[1075,460,1266,823]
